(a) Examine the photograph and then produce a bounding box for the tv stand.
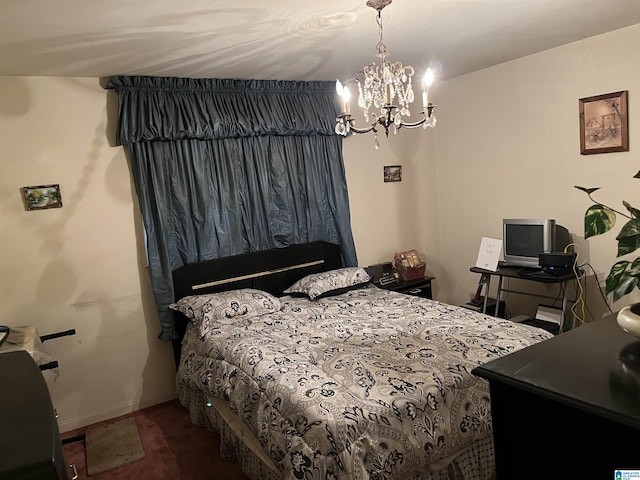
[470,265,579,332]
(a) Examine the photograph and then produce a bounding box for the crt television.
[503,218,567,269]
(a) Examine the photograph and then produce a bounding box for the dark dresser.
[473,315,640,479]
[0,350,71,479]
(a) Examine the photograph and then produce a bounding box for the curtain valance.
[106,76,339,145]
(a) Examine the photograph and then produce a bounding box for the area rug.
[85,417,146,475]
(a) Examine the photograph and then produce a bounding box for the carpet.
[85,417,146,475]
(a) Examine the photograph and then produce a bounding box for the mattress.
[176,285,553,479]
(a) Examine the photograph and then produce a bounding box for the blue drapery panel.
[106,76,357,340]
[107,76,340,144]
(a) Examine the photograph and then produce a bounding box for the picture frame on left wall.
[22,184,63,210]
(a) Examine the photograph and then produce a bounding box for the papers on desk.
[0,326,55,368]
[475,237,503,271]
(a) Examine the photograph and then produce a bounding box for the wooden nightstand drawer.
[373,275,434,300]
[402,283,432,298]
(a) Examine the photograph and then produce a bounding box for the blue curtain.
[106,76,357,340]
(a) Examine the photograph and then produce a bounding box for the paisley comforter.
[176,285,552,479]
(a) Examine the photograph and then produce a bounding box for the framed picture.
[579,90,628,155]
[22,184,63,210]
[384,165,402,182]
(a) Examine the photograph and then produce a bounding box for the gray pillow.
[170,288,281,336]
[283,267,371,300]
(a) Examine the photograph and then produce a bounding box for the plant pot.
[616,303,640,339]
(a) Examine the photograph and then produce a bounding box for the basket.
[392,250,426,281]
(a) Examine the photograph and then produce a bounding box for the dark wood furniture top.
[473,315,640,478]
[373,276,434,299]
[470,265,576,283]
[473,314,640,428]
[172,241,342,300]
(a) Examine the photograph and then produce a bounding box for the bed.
[171,241,553,480]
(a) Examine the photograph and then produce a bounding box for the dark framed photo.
[579,90,628,155]
[22,184,63,210]
[384,165,402,182]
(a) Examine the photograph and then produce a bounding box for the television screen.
[504,224,544,257]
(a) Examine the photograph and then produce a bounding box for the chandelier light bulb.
[336,79,346,114]
[343,86,351,114]
[423,68,434,88]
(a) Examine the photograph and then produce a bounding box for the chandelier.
[335,0,437,149]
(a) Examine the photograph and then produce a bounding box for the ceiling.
[3,0,640,83]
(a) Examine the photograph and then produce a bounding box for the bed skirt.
[176,383,496,480]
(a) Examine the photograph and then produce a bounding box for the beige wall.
[0,77,176,432]
[342,125,443,286]
[1,22,639,431]
[435,23,640,319]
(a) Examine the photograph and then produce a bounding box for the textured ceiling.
[2,0,640,82]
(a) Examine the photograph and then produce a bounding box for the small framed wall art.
[22,184,63,210]
[578,90,628,155]
[384,165,402,182]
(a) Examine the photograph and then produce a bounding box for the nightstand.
[374,276,434,299]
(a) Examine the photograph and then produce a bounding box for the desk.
[470,266,577,331]
[472,315,640,478]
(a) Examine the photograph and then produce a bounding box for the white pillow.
[170,288,281,336]
[283,267,371,300]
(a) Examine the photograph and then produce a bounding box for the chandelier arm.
[350,123,378,135]
[397,119,427,129]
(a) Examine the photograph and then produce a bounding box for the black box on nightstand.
[367,262,393,283]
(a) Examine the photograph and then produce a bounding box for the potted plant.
[575,174,640,337]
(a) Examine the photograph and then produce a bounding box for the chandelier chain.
[375,10,388,63]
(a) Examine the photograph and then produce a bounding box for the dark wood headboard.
[171,241,342,365]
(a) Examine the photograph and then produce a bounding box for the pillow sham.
[283,266,371,300]
[169,288,281,336]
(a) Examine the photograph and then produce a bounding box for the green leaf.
[623,201,640,219]
[611,273,639,302]
[616,218,640,257]
[606,260,629,293]
[584,204,616,238]
[606,259,640,301]
[629,257,640,274]
[574,185,600,194]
